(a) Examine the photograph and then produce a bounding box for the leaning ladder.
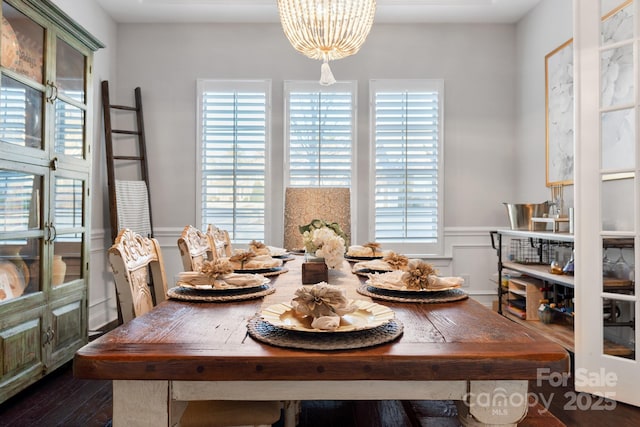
[101,81,154,243]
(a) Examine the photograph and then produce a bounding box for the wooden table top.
[74,256,569,382]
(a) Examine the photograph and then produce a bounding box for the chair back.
[206,224,232,259]
[177,225,212,271]
[108,228,168,323]
[283,187,351,251]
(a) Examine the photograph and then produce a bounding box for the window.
[370,79,444,254]
[285,81,356,186]
[197,80,270,244]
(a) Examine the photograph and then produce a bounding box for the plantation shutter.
[197,80,269,243]
[371,80,443,249]
[285,81,355,186]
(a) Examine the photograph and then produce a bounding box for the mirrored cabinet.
[0,0,102,403]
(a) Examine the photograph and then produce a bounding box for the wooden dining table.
[74,256,569,427]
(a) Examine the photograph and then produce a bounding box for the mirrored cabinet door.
[0,162,46,301]
[0,2,45,152]
[51,172,87,288]
[53,37,87,161]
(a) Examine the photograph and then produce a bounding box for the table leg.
[283,400,300,427]
[456,380,529,426]
[113,380,176,427]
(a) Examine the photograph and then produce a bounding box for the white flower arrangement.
[300,219,346,269]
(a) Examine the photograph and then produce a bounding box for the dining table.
[74,255,569,427]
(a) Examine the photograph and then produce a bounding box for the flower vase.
[302,251,328,284]
[304,251,325,264]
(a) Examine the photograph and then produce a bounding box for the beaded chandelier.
[277,0,376,85]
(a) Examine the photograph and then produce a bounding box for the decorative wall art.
[545,38,574,187]
[545,0,634,186]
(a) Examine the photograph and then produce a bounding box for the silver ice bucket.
[503,202,549,230]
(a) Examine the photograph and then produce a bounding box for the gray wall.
[114,22,518,238]
[516,0,573,204]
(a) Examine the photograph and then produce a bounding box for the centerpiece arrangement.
[299,219,347,269]
[298,219,347,284]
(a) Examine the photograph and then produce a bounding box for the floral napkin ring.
[401,260,438,290]
[291,282,356,330]
[229,250,257,269]
[200,258,234,279]
[248,240,270,256]
[383,251,409,270]
[363,242,382,256]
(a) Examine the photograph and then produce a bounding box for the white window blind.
[285,81,355,186]
[371,80,443,253]
[197,80,270,244]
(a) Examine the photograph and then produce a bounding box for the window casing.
[197,80,270,244]
[370,79,444,255]
[284,81,356,187]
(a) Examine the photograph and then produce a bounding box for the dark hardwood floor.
[2,360,640,427]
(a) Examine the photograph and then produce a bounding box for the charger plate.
[177,276,269,292]
[233,266,288,277]
[345,254,383,262]
[357,284,468,304]
[168,283,275,302]
[247,316,403,351]
[353,268,393,277]
[260,300,395,333]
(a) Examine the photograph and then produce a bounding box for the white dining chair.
[108,228,168,322]
[108,228,282,427]
[207,224,233,259]
[177,225,213,271]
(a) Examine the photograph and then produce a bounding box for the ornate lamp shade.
[277,0,376,85]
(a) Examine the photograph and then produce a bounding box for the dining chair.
[108,228,282,427]
[283,187,351,251]
[207,224,233,259]
[177,225,212,271]
[108,228,168,323]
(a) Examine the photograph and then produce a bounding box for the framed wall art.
[545,38,574,187]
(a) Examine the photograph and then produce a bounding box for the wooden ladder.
[101,81,154,243]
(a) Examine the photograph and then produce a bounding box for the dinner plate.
[345,254,384,262]
[260,300,395,333]
[354,268,393,277]
[234,266,282,274]
[268,247,289,257]
[366,280,461,293]
[177,276,269,292]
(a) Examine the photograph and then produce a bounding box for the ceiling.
[95,0,542,24]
